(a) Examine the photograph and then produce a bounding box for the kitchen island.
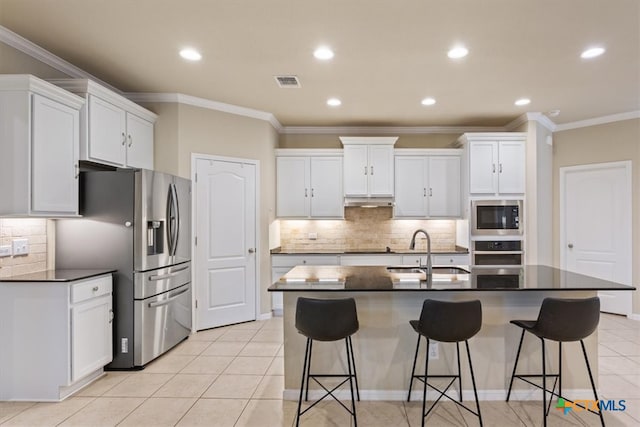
[269,265,635,401]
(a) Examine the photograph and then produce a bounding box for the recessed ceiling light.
[447,46,468,59]
[179,48,202,61]
[515,98,531,106]
[581,47,605,59]
[327,98,341,107]
[421,97,436,106]
[314,46,334,60]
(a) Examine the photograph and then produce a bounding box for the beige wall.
[148,102,279,316]
[0,42,70,77]
[279,133,461,149]
[553,118,640,314]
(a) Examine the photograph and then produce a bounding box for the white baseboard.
[628,313,640,321]
[272,308,283,317]
[283,388,600,402]
[257,312,272,321]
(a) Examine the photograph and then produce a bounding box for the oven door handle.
[473,251,523,255]
[148,287,189,308]
[148,265,189,281]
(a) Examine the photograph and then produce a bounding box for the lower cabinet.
[402,253,470,266]
[0,274,113,401]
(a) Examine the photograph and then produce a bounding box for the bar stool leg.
[506,329,525,402]
[541,338,547,427]
[580,340,605,427]
[558,342,563,399]
[348,336,360,401]
[304,339,313,401]
[456,342,463,402]
[421,338,430,427]
[408,334,421,402]
[296,338,311,427]
[345,338,358,427]
[465,340,483,427]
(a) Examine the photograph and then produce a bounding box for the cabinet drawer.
[271,255,339,267]
[402,255,427,266]
[433,254,470,265]
[71,275,112,304]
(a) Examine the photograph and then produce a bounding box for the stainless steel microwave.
[471,200,523,236]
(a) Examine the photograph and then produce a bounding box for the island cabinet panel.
[276,151,343,219]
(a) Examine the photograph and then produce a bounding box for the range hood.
[344,197,395,208]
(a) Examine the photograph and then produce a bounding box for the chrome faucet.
[409,229,432,274]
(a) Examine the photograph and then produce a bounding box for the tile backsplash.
[279,207,457,252]
[0,219,50,277]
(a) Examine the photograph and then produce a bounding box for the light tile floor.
[1,313,639,426]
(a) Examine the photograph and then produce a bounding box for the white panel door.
[310,156,343,217]
[88,95,126,166]
[276,156,309,217]
[561,162,632,315]
[469,141,497,194]
[428,156,461,217]
[368,145,394,196]
[196,159,257,329]
[498,141,525,194]
[125,112,154,169]
[343,145,369,196]
[31,94,79,214]
[394,156,427,217]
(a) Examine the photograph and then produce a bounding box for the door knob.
[568,243,574,249]
[248,248,255,253]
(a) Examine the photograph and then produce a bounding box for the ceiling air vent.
[274,75,301,88]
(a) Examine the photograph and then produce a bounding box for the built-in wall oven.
[471,239,524,289]
[471,200,523,236]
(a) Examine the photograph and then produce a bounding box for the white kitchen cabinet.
[276,150,343,218]
[402,253,470,266]
[0,75,84,217]
[394,150,462,218]
[459,133,526,196]
[340,254,402,266]
[0,274,113,401]
[340,137,397,197]
[49,79,157,170]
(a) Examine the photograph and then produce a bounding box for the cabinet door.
[310,157,343,217]
[497,141,525,194]
[428,156,461,217]
[394,157,427,217]
[368,145,394,196]
[343,145,369,197]
[31,94,79,214]
[469,141,497,194]
[125,112,154,169]
[88,95,126,166]
[71,294,112,381]
[277,157,309,217]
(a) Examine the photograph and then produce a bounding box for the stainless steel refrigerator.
[56,169,192,369]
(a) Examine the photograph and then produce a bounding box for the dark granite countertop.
[270,246,469,255]
[268,265,636,292]
[0,269,116,282]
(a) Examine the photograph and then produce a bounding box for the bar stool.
[407,299,483,427]
[294,297,360,427]
[506,297,604,427]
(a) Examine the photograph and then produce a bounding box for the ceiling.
[0,0,638,127]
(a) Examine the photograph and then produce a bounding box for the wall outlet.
[0,245,11,257]
[428,342,439,359]
[12,238,29,256]
[308,232,318,240]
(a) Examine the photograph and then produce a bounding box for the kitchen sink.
[386,266,470,274]
[386,267,425,274]
[431,266,470,274]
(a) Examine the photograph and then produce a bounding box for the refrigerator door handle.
[147,286,189,308]
[171,183,180,256]
[166,185,175,255]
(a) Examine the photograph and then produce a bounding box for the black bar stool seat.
[295,297,360,427]
[408,299,483,427]
[506,297,605,427]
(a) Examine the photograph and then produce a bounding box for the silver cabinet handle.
[121,132,126,146]
[74,164,79,179]
[492,164,496,173]
[127,135,133,148]
[429,188,433,197]
[304,188,308,197]
[109,309,114,323]
[248,248,255,253]
[311,188,314,197]
[92,286,99,292]
[499,164,503,173]
[148,287,189,308]
[370,166,374,175]
[364,166,367,175]
[148,265,189,281]
[568,243,574,249]
[423,188,426,197]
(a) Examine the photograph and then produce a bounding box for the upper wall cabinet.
[340,137,397,197]
[0,75,84,217]
[394,150,462,218]
[458,133,526,197]
[49,79,157,170]
[276,150,344,218]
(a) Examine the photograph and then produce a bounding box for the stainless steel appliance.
[56,169,192,369]
[471,240,523,266]
[472,267,523,289]
[471,200,523,236]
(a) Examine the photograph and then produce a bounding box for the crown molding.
[126,92,283,131]
[280,125,505,135]
[0,25,121,94]
[554,111,640,132]
[504,113,557,132]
